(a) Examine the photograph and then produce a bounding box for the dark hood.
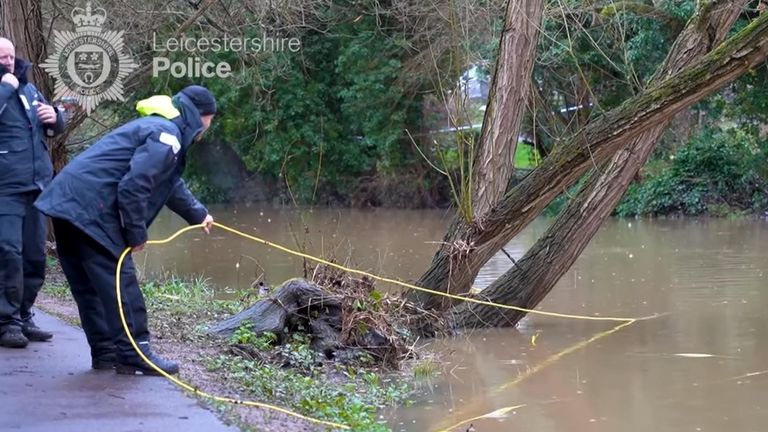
[170,93,204,151]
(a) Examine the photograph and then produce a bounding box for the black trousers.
[0,191,46,331]
[52,218,150,359]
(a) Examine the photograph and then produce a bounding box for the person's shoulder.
[135,115,180,133]
[132,115,183,145]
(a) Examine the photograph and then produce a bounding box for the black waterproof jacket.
[0,58,65,194]
[35,93,208,257]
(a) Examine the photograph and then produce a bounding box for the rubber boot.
[116,345,179,376]
[0,326,29,348]
[92,352,118,370]
[22,319,53,342]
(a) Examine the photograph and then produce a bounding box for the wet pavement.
[0,310,239,432]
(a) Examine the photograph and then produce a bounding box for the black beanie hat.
[179,85,217,116]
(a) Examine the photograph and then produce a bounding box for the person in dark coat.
[0,37,65,348]
[35,85,217,374]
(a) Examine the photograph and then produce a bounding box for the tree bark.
[471,0,544,217]
[208,279,342,339]
[414,7,768,311]
[1,0,50,94]
[449,1,749,328]
[410,0,545,309]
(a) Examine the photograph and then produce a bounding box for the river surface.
[145,207,768,432]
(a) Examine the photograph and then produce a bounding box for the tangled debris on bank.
[209,264,449,368]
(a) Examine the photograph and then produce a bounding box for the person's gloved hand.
[1,73,18,89]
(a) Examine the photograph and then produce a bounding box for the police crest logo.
[41,1,138,115]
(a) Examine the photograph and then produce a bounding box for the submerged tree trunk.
[410,0,545,309]
[415,8,768,312]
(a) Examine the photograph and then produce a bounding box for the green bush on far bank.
[616,125,768,217]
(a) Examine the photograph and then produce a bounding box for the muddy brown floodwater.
[145,207,768,432]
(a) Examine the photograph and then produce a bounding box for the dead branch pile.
[209,264,449,368]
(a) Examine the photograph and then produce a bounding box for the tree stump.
[208,279,343,345]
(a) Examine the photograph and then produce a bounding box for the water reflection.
[392,218,768,432]
[142,205,454,293]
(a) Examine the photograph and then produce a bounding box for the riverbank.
[37,262,418,432]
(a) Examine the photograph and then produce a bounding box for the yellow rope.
[433,320,637,431]
[495,320,636,393]
[176,222,656,322]
[114,221,658,430]
[437,404,528,432]
[116,247,349,430]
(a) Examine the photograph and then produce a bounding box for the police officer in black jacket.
[35,85,217,374]
[0,38,65,348]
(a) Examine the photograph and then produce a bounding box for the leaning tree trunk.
[471,0,544,216]
[410,0,545,309]
[415,9,768,311]
[449,0,748,328]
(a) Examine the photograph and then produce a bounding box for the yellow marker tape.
[437,404,528,432]
[159,222,658,322]
[434,320,637,431]
[496,320,636,393]
[114,221,659,429]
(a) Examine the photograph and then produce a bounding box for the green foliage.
[707,67,768,125]
[213,302,413,430]
[528,0,698,156]
[206,352,411,431]
[140,274,241,317]
[183,175,229,205]
[514,143,540,169]
[542,174,589,217]
[142,274,212,302]
[412,359,439,380]
[67,0,768,214]
[617,125,768,217]
[42,282,70,300]
[144,7,424,204]
[352,289,383,313]
[277,333,319,370]
[230,322,277,351]
[42,258,70,299]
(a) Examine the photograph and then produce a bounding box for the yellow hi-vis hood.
[135,95,181,120]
